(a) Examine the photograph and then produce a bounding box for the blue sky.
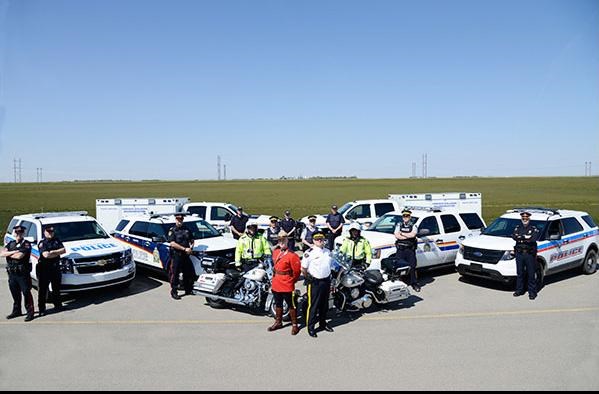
[0,0,597,181]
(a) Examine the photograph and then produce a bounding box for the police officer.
[301,215,319,251]
[37,225,66,316]
[234,223,272,272]
[280,210,297,251]
[326,205,345,251]
[1,225,35,321]
[229,206,249,240]
[265,216,281,248]
[512,211,540,300]
[301,232,334,338]
[268,231,302,335]
[339,222,372,269]
[167,213,195,300]
[394,209,421,292]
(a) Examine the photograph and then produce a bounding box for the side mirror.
[549,234,561,241]
[152,236,167,243]
[417,229,430,237]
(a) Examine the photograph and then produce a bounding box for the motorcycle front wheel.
[206,297,227,309]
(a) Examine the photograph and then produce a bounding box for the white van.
[3,212,136,293]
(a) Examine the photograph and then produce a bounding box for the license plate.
[470,263,483,272]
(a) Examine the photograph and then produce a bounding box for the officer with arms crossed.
[326,205,345,251]
[168,213,195,300]
[301,232,334,338]
[265,216,281,249]
[301,215,319,251]
[512,211,540,300]
[234,223,272,272]
[268,231,302,335]
[339,222,372,269]
[1,225,35,321]
[37,225,66,316]
[229,207,249,240]
[394,209,421,292]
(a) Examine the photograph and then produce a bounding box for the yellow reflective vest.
[235,233,272,261]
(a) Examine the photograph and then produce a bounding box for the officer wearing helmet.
[394,209,421,292]
[339,222,372,269]
[234,223,272,272]
[1,225,35,321]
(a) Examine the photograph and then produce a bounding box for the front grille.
[463,246,504,264]
[205,248,235,260]
[74,253,124,274]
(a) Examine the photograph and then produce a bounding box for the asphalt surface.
[0,259,598,391]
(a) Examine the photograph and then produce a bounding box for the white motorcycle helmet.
[348,222,362,236]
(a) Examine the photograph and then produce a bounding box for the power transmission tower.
[412,162,416,178]
[224,164,227,181]
[422,154,428,178]
[217,155,221,181]
[14,158,17,183]
[18,159,22,183]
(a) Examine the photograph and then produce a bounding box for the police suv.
[455,208,599,285]
[336,207,486,271]
[3,212,136,292]
[112,213,237,275]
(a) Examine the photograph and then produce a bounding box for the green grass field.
[1,177,598,235]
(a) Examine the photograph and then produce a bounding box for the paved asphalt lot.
[0,258,598,391]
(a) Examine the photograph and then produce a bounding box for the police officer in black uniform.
[326,205,345,251]
[512,211,540,300]
[280,210,297,251]
[229,207,249,240]
[37,225,66,316]
[167,213,195,300]
[1,225,35,321]
[394,209,421,292]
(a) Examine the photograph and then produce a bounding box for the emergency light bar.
[507,207,560,216]
[33,211,89,219]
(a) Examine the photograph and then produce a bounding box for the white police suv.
[112,213,237,275]
[336,207,486,271]
[455,208,599,285]
[3,212,136,292]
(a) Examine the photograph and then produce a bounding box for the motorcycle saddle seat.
[226,269,243,279]
[363,270,384,286]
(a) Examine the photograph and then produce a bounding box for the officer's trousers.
[37,263,62,311]
[396,248,418,285]
[8,273,34,315]
[327,231,341,251]
[169,254,195,294]
[306,277,331,332]
[515,252,537,297]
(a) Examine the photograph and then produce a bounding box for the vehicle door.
[344,204,373,226]
[146,223,169,269]
[210,206,234,231]
[544,218,586,271]
[414,215,445,268]
[439,214,469,263]
[127,221,153,266]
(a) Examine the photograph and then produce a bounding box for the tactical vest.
[396,222,417,250]
[304,227,317,244]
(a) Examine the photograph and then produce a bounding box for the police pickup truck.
[335,207,486,271]
[182,202,272,233]
[3,212,136,293]
[112,213,237,275]
[455,208,599,286]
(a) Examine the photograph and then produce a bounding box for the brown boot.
[267,307,283,332]
[289,308,299,336]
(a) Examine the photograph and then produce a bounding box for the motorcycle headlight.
[59,258,74,274]
[501,250,515,261]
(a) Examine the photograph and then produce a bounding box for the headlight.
[458,245,464,255]
[59,258,74,274]
[373,249,381,259]
[122,249,133,263]
[501,250,515,260]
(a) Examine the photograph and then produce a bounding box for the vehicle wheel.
[206,297,227,309]
[535,261,545,291]
[582,250,598,275]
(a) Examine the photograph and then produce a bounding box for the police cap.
[520,211,532,218]
[312,232,326,240]
[308,215,317,221]
[331,205,338,210]
[13,225,26,233]
[269,216,279,222]
[401,209,412,216]
[43,225,55,233]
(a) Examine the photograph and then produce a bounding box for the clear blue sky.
[0,0,597,181]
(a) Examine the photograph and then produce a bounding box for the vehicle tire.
[582,250,598,275]
[535,261,545,291]
[206,297,227,309]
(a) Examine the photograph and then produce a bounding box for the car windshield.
[482,218,547,238]
[51,221,110,243]
[337,203,353,215]
[368,214,419,234]
[162,220,221,240]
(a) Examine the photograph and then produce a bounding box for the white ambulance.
[3,212,136,293]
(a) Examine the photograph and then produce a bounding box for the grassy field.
[1,177,598,234]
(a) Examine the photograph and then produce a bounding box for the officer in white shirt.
[301,232,334,338]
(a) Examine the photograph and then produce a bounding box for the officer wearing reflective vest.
[512,211,540,300]
[268,231,301,335]
[339,222,372,269]
[37,225,66,316]
[1,225,35,321]
[234,223,272,272]
[394,209,421,292]
[167,213,195,300]
[301,215,319,251]
[301,232,334,338]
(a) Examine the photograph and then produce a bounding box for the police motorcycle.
[193,254,293,319]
